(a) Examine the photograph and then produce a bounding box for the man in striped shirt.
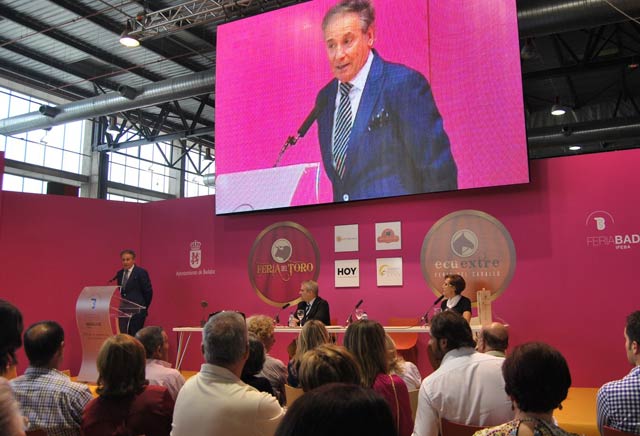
[597,311,640,435]
[10,321,93,436]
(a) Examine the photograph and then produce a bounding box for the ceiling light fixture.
[204,148,214,161]
[119,20,140,48]
[568,145,582,151]
[106,116,120,135]
[551,97,567,116]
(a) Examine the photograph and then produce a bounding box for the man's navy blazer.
[316,52,458,202]
[117,265,153,310]
[296,296,331,326]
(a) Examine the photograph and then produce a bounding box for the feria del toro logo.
[421,210,516,303]
[249,222,320,306]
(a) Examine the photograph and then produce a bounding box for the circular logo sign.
[249,222,320,307]
[421,210,516,303]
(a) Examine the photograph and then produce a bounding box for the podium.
[75,286,145,382]
[215,163,321,214]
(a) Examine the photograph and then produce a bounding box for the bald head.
[478,322,509,353]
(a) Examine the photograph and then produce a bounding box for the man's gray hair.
[135,326,164,359]
[322,0,375,33]
[203,312,248,366]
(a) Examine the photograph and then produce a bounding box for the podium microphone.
[108,274,118,284]
[274,302,291,324]
[421,294,445,325]
[274,101,327,167]
[346,299,364,325]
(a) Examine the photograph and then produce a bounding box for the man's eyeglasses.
[208,310,246,320]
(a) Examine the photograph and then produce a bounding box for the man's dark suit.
[316,52,457,202]
[296,296,331,326]
[117,265,153,335]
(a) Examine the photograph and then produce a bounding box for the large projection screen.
[215,0,528,214]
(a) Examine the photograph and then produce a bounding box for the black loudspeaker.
[47,182,79,197]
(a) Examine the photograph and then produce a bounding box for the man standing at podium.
[116,249,153,336]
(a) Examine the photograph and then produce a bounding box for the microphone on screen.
[273,100,328,167]
[274,302,291,325]
[108,274,118,284]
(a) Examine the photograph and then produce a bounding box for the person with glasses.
[440,274,472,322]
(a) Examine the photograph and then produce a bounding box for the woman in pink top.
[344,320,413,436]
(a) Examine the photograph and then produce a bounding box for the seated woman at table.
[344,320,413,436]
[473,342,577,436]
[287,320,330,388]
[82,334,174,436]
[440,274,472,322]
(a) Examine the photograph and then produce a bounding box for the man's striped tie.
[332,82,353,179]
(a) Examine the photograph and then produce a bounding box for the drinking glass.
[296,309,305,321]
[355,308,365,320]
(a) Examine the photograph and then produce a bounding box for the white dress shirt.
[412,347,513,436]
[145,359,185,401]
[171,363,284,436]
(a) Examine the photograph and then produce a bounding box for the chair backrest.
[26,430,48,436]
[603,426,636,436]
[408,389,419,421]
[387,317,419,350]
[441,418,486,436]
[284,383,304,406]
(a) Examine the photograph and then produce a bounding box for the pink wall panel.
[1,149,639,386]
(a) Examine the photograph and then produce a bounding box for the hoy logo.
[337,266,358,276]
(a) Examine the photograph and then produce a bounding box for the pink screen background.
[215,0,529,208]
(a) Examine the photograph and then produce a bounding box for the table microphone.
[421,294,444,324]
[346,299,364,325]
[274,302,291,324]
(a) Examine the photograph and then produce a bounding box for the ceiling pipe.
[518,0,640,38]
[0,70,214,136]
[527,117,640,148]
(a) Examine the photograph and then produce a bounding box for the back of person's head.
[0,300,23,373]
[626,311,640,345]
[246,315,275,348]
[343,320,388,387]
[322,0,375,33]
[298,344,362,392]
[503,342,571,413]
[275,383,397,436]
[444,273,466,295]
[384,334,405,374]
[296,320,330,358]
[0,378,25,436]
[23,321,64,368]
[242,333,266,377]
[430,311,475,351]
[135,326,165,359]
[203,311,248,366]
[480,322,509,353]
[96,334,148,397]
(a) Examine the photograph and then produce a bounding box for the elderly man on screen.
[315,0,457,202]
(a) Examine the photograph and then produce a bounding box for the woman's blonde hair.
[298,344,361,392]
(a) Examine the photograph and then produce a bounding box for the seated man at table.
[412,311,512,436]
[597,310,640,435]
[136,326,185,401]
[11,321,93,436]
[292,280,331,326]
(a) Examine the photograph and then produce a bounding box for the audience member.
[82,334,174,436]
[477,323,509,358]
[0,299,23,379]
[136,326,185,401]
[386,334,422,390]
[473,342,576,436]
[0,378,25,436]
[344,320,413,436]
[275,383,398,436]
[298,344,361,391]
[293,280,331,326]
[11,321,93,436]
[597,310,640,435]
[287,320,330,387]
[413,311,512,436]
[171,311,284,436]
[247,314,287,404]
[242,333,276,397]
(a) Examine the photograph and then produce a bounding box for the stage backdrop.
[1,149,638,387]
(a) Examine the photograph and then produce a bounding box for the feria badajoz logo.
[249,222,320,306]
[585,210,638,250]
[421,210,516,303]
